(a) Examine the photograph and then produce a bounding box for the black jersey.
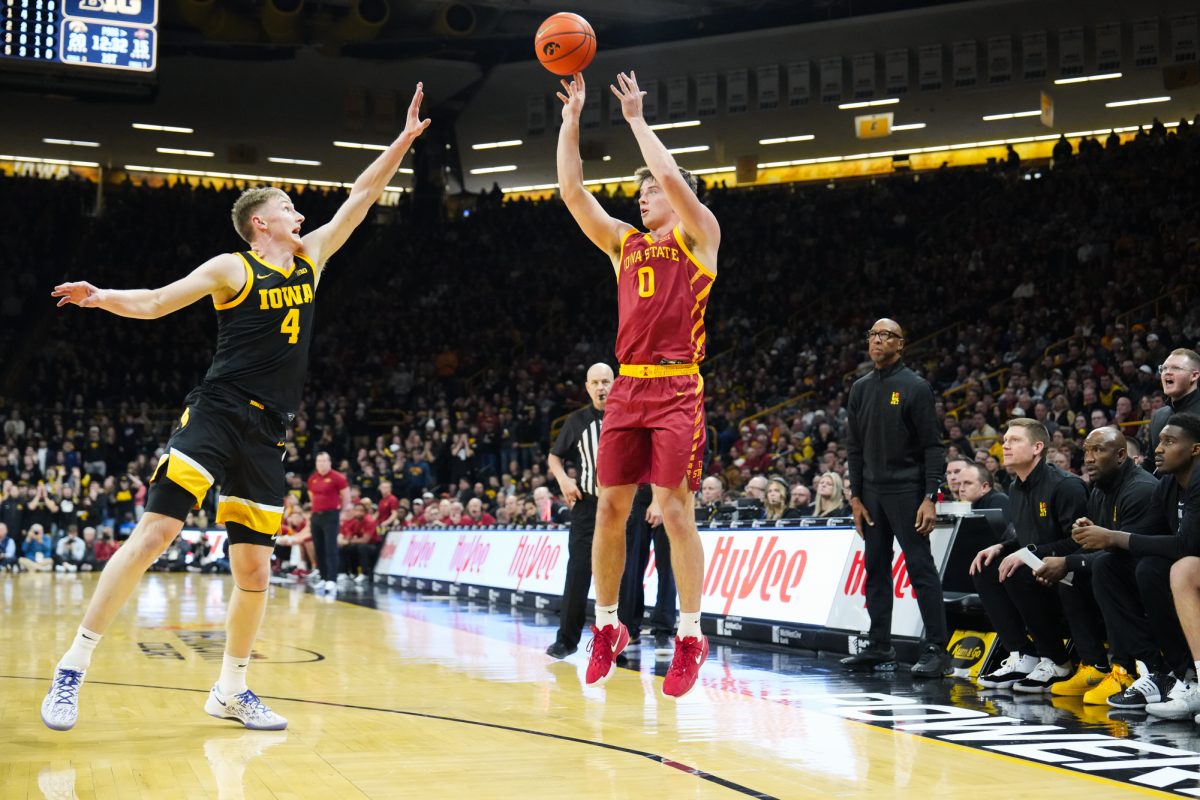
[203,250,317,415]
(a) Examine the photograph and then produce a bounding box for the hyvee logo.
[843,550,913,600]
[508,535,561,589]
[450,534,491,578]
[702,535,808,615]
[403,534,437,569]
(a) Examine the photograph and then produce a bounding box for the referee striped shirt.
[551,404,603,497]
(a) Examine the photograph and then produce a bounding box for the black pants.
[310,510,340,579]
[619,494,677,639]
[555,496,597,650]
[1093,551,1191,676]
[861,489,947,646]
[972,557,1107,665]
[339,542,379,577]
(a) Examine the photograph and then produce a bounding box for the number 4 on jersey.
[280,308,300,344]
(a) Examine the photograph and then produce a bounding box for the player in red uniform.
[556,71,720,698]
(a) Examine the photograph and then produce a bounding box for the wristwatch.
[925,492,939,503]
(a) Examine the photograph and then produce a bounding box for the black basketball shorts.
[145,383,288,547]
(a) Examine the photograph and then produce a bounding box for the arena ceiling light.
[891,123,927,131]
[666,145,710,154]
[756,120,1178,169]
[122,164,409,192]
[131,123,193,134]
[648,120,701,130]
[333,140,387,151]
[759,134,815,145]
[469,165,518,174]
[1106,96,1171,107]
[156,147,214,158]
[42,138,100,147]
[268,157,321,166]
[691,166,735,175]
[838,98,899,110]
[982,110,1041,121]
[1055,72,1122,85]
[1,153,100,167]
[471,139,523,150]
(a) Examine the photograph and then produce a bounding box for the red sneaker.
[662,635,709,698]
[585,623,630,687]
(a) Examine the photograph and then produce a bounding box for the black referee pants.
[861,489,948,647]
[554,495,597,650]
[310,510,340,580]
[1093,551,1191,677]
[620,500,676,639]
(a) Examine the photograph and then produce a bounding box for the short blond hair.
[231,187,286,244]
[635,166,698,194]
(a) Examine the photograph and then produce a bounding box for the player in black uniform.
[40,83,430,734]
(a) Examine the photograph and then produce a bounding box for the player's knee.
[1170,557,1200,591]
[233,559,271,591]
[134,516,181,556]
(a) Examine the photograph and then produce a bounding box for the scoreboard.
[1,0,156,73]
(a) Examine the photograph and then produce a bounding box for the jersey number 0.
[637,266,656,298]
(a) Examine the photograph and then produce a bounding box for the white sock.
[594,603,619,630]
[59,626,102,671]
[1016,653,1039,673]
[218,653,250,697]
[677,612,702,640]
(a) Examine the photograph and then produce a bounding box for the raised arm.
[51,253,246,320]
[612,70,720,267]
[302,82,431,271]
[556,72,632,259]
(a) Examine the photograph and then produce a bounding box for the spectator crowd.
[1,116,1199,601]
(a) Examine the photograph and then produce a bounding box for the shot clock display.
[1,0,156,73]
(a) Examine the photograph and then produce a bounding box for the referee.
[546,363,613,658]
[843,318,951,678]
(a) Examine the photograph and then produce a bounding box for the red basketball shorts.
[596,370,706,491]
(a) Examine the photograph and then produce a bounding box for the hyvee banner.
[377,524,956,638]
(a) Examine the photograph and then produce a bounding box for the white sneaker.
[40,667,85,731]
[353,573,366,584]
[1147,681,1200,719]
[204,684,288,730]
[1013,658,1072,693]
[305,570,322,585]
[322,580,337,594]
[977,652,1036,689]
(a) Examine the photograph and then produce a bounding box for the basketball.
[534,12,596,76]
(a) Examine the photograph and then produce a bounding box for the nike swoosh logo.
[694,653,704,665]
[256,273,271,279]
[212,692,227,707]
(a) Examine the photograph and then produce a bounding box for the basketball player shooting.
[40,84,430,733]
[555,71,720,698]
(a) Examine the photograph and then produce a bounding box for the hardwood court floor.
[1,572,1193,799]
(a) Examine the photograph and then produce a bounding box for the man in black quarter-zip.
[842,318,951,678]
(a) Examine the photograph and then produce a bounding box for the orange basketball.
[535,12,596,76]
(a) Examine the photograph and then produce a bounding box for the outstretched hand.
[51,281,105,309]
[402,82,432,141]
[610,70,646,123]
[556,72,585,122]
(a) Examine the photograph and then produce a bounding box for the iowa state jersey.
[203,251,317,414]
[613,225,715,365]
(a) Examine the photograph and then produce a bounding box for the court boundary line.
[5,674,778,800]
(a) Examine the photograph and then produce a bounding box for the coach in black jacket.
[969,418,1096,692]
[842,318,950,678]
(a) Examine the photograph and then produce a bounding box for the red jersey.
[614,225,715,365]
[307,469,348,513]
